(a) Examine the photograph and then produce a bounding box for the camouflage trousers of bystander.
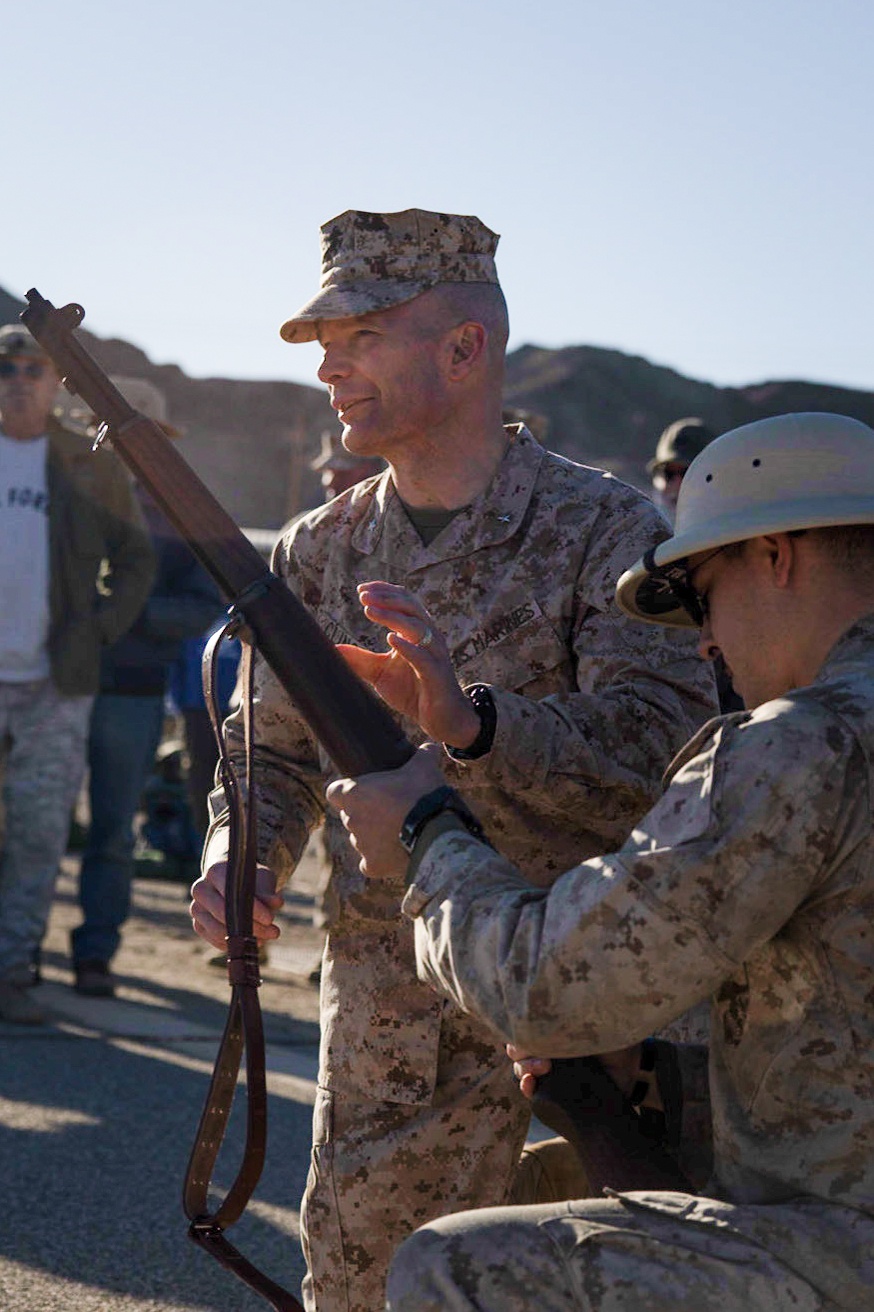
[0,679,93,980]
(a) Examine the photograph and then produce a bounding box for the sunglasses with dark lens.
[0,359,47,380]
[666,545,733,624]
[661,561,708,625]
[641,545,728,626]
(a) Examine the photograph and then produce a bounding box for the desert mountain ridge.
[3,284,872,530]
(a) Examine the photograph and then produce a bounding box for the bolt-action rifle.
[21,290,690,1312]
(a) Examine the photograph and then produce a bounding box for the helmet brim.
[616,495,874,627]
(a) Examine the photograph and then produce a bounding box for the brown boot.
[73,960,115,998]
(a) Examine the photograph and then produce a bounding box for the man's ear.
[762,532,797,588]
[446,321,487,379]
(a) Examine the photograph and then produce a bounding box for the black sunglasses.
[0,359,47,380]
[642,532,808,625]
[641,546,726,626]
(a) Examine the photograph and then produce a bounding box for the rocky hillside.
[4,284,872,527]
[504,344,874,487]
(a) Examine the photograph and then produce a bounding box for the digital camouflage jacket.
[205,426,717,1103]
[404,614,874,1305]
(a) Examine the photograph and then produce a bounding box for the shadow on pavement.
[0,1030,311,1310]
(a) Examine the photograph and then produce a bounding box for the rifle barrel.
[21,289,412,778]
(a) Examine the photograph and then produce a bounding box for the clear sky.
[6,0,873,393]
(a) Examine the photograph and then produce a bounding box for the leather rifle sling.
[182,619,304,1312]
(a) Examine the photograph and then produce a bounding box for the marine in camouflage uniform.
[198,208,716,1312]
[332,412,874,1312]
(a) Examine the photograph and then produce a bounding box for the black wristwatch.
[399,785,489,855]
[445,684,497,761]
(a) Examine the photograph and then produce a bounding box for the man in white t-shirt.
[0,324,154,1024]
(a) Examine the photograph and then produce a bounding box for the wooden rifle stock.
[531,1055,691,1193]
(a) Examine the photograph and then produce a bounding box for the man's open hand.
[337,581,480,748]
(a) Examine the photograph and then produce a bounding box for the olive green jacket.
[46,418,155,694]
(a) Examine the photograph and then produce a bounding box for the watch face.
[399,815,419,853]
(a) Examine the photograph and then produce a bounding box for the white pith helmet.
[616,412,874,628]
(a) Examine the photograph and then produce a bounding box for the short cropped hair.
[811,525,874,581]
[429,282,510,358]
[723,526,874,584]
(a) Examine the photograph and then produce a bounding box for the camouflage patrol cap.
[310,428,383,472]
[280,208,501,344]
[0,324,48,358]
[647,418,715,473]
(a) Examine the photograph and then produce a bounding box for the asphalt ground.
[0,844,326,1312]
[1,841,552,1312]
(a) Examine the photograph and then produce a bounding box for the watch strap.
[445,684,497,761]
[399,784,488,855]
